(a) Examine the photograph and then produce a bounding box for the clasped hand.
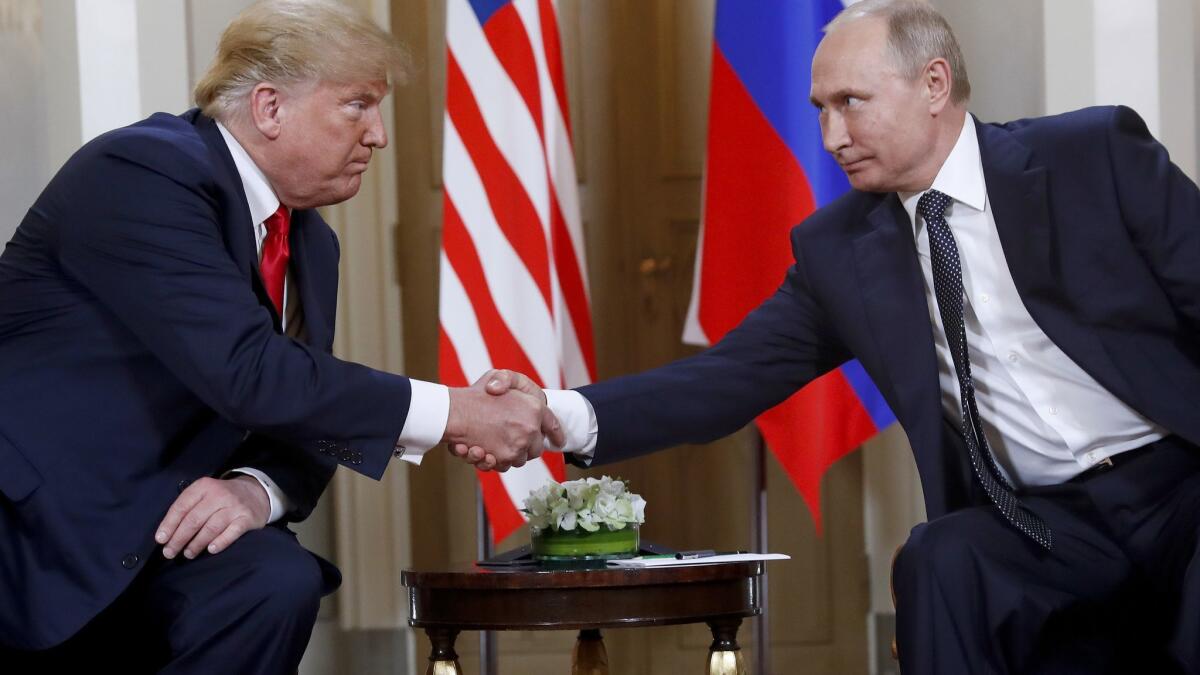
[444,369,563,472]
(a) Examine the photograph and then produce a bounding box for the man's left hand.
[155,475,271,559]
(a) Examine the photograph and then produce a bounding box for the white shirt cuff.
[227,467,290,523]
[394,379,450,466]
[544,389,598,462]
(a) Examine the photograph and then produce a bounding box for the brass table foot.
[572,628,610,675]
[706,617,747,675]
[426,627,463,675]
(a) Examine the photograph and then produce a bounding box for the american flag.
[438,0,595,544]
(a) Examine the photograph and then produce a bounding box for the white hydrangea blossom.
[522,476,646,533]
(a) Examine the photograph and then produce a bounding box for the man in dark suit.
[471,1,1200,673]
[0,1,556,672]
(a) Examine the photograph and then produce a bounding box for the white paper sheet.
[606,553,790,568]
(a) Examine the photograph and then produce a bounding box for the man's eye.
[845,95,863,107]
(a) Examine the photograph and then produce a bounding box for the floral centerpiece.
[524,476,646,561]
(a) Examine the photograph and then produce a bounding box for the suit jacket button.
[339,449,352,462]
[177,479,192,492]
[121,554,140,570]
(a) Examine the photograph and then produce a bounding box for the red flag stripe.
[446,51,554,310]
[538,0,573,142]
[478,470,528,541]
[482,2,545,140]
[438,325,471,387]
[549,189,597,380]
[443,194,545,386]
[756,370,878,533]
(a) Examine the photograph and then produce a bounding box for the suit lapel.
[288,210,332,349]
[977,119,1133,400]
[191,111,284,329]
[976,119,1055,301]
[852,194,943,461]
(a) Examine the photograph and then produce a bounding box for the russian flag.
[683,0,896,530]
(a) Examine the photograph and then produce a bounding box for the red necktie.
[260,205,290,315]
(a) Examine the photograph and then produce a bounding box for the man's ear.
[249,83,283,140]
[925,57,953,115]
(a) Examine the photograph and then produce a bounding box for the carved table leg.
[425,627,463,675]
[572,628,609,675]
[706,617,747,675]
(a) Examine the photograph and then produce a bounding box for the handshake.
[442,369,564,472]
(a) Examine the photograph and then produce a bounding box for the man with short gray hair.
[485,1,1200,672]
[0,0,557,670]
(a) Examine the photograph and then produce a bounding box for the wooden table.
[402,561,763,675]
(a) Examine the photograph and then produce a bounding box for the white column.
[67,0,191,147]
[1044,0,1197,179]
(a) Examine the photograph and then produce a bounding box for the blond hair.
[194,0,410,121]
[826,0,971,104]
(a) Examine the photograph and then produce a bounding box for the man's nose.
[821,112,849,155]
[364,108,388,149]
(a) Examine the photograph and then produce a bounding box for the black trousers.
[1,525,332,674]
[894,435,1200,675]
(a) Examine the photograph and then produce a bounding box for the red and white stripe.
[439,0,595,544]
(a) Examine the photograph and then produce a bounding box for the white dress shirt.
[215,123,444,522]
[896,115,1165,486]
[545,114,1168,484]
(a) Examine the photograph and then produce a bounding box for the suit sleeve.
[1106,105,1200,331]
[576,240,849,465]
[226,435,336,522]
[47,134,408,480]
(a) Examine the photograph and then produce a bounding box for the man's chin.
[317,176,365,207]
[845,172,891,194]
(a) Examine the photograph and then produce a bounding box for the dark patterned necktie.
[917,189,1053,550]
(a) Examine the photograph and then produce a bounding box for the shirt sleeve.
[394,379,451,466]
[544,389,598,464]
[226,467,292,523]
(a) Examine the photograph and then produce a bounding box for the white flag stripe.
[443,243,559,525]
[447,0,550,233]
[558,299,591,387]
[444,119,560,386]
[439,254,494,379]
[498,455,556,510]
[510,0,589,290]
[682,209,710,346]
[549,118,588,283]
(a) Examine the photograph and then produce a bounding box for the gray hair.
[826,0,971,104]
[194,0,410,122]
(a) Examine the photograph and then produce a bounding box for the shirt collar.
[898,113,986,234]
[215,121,282,227]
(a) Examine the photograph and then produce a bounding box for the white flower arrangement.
[523,476,646,533]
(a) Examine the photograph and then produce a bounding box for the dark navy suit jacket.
[0,110,413,649]
[580,106,1200,522]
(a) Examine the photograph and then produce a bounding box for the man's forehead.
[815,17,889,64]
[811,21,890,92]
[327,78,390,98]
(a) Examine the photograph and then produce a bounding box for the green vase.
[530,523,639,561]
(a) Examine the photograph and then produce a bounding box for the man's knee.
[895,510,998,589]
[227,529,323,622]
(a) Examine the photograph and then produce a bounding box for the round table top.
[402,561,764,631]
[402,560,763,589]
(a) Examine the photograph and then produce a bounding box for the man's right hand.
[443,370,564,472]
